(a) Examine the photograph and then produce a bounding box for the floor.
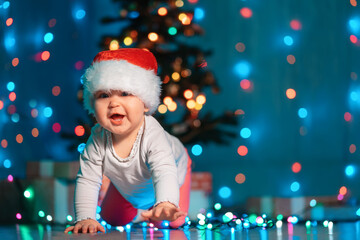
[1,221,360,240]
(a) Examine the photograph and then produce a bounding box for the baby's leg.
[100,182,137,226]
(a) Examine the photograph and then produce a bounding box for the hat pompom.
[82,48,161,115]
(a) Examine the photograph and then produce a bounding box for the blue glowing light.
[345,165,356,177]
[191,144,203,156]
[44,33,54,44]
[219,186,232,198]
[350,91,358,102]
[77,143,86,154]
[240,128,251,138]
[162,220,170,227]
[75,9,86,19]
[194,8,205,21]
[290,181,300,192]
[43,107,53,118]
[3,1,10,9]
[349,18,360,34]
[284,36,294,46]
[96,206,101,213]
[7,82,15,91]
[309,199,317,207]
[356,208,360,217]
[234,61,251,78]
[4,35,15,50]
[11,113,19,123]
[4,159,12,168]
[298,108,308,118]
[128,11,140,19]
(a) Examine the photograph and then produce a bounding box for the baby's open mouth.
[110,114,124,121]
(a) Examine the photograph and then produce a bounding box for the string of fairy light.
[2,0,360,226]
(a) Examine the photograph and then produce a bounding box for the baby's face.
[93,90,148,137]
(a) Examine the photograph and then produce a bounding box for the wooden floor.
[1,221,359,239]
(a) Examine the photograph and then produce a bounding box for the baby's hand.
[64,219,105,234]
[141,202,187,222]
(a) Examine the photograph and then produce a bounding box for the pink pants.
[100,156,192,228]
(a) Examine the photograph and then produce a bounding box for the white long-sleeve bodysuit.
[74,115,189,222]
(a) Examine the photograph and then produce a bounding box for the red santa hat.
[82,48,161,115]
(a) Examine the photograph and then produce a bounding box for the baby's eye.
[97,92,109,98]
[121,92,130,97]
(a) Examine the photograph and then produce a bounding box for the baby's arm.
[65,126,104,234]
[64,219,105,234]
[141,202,187,222]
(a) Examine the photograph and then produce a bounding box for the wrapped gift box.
[188,172,213,220]
[27,160,79,180]
[247,196,340,220]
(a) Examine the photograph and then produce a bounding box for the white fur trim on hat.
[82,60,161,115]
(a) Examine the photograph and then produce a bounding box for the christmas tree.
[65,0,238,149]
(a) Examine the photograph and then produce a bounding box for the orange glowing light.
[32,128,39,137]
[179,13,192,25]
[52,86,61,96]
[186,100,196,109]
[0,100,3,110]
[75,125,85,136]
[163,97,173,106]
[292,162,302,173]
[1,139,8,148]
[240,7,252,18]
[339,186,347,195]
[287,55,296,64]
[350,0,357,7]
[9,92,16,102]
[16,134,23,144]
[184,90,193,99]
[12,58,19,67]
[6,18,13,26]
[235,173,246,184]
[158,7,168,16]
[349,144,356,153]
[182,16,192,25]
[168,101,177,112]
[196,95,206,105]
[237,145,248,156]
[172,72,180,81]
[158,104,167,114]
[148,32,159,42]
[286,88,296,99]
[41,51,50,61]
[110,40,120,50]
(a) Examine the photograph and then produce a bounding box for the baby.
[65,48,192,234]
